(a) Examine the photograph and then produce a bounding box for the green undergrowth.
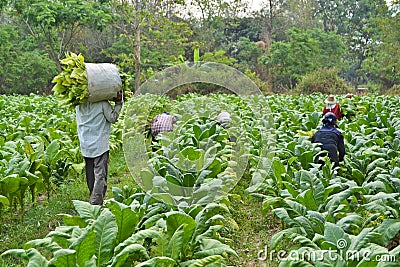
[0,179,87,266]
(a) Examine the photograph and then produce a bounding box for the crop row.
[0,94,122,217]
[252,94,400,266]
[1,93,399,266]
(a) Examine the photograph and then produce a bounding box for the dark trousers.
[84,151,109,205]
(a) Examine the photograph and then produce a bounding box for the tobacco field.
[0,93,399,266]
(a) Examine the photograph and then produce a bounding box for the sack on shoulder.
[86,63,122,103]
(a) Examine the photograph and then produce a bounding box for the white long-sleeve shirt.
[76,101,122,158]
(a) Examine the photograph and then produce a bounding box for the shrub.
[0,50,57,95]
[382,84,400,95]
[295,68,351,94]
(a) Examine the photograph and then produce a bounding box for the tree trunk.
[134,0,141,92]
[134,26,141,92]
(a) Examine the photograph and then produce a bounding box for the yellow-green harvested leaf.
[52,52,89,107]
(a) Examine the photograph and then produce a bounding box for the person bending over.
[312,112,345,167]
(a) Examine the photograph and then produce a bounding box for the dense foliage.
[0,0,399,94]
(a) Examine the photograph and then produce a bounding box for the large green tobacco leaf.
[166,211,197,241]
[284,199,307,217]
[24,248,49,267]
[324,185,365,217]
[323,222,351,251]
[193,239,238,258]
[47,249,76,266]
[109,243,149,267]
[273,202,322,238]
[44,140,60,166]
[46,226,77,249]
[293,216,316,237]
[272,159,285,186]
[24,237,62,253]
[52,53,89,107]
[69,228,96,267]
[93,209,118,265]
[107,201,140,243]
[273,208,294,226]
[0,194,9,206]
[346,228,377,254]
[1,174,21,194]
[113,228,161,255]
[194,203,229,228]
[72,200,101,222]
[362,192,400,217]
[60,214,88,228]
[1,249,29,261]
[181,146,202,161]
[135,256,176,267]
[83,255,97,267]
[336,214,363,234]
[180,255,224,266]
[292,235,320,249]
[167,224,185,260]
[371,219,400,246]
[3,248,49,267]
[351,168,365,185]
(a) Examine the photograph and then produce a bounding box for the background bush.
[0,25,57,94]
[295,68,351,94]
[383,84,400,96]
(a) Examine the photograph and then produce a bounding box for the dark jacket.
[312,126,345,167]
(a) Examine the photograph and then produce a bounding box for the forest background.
[0,0,399,96]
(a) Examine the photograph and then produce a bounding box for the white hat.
[325,94,337,105]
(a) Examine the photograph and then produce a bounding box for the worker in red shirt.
[323,94,343,120]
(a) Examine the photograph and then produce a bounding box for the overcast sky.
[183,0,395,19]
[248,0,394,11]
[248,0,263,11]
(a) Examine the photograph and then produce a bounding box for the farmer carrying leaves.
[76,90,123,205]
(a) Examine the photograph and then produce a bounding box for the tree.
[187,0,247,52]
[0,24,56,94]
[233,37,264,72]
[314,0,388,87]
[110,0,191,91]
[259,27,346,89]
[112,0,143,91]
[9,0,113,72]
[248,0,318,81]
[362,1,400,88]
